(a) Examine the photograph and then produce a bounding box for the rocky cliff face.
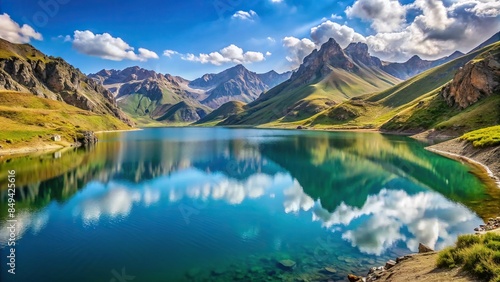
[442,51,500,108]
[0,38,132,125]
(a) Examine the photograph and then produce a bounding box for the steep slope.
[194,100,246,125]
[0,91,130,151]
[189,64,291,108]
[0,38,132,126]
[381,51,464,80]
[153,101,211,123]
[470,31,500,53]
[89,66,210,124]
[218,38,400,126]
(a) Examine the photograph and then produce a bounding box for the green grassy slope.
[310,42,500,132]
[194,100,246,126]
[220,65,399,126]
[0,91,130,150]
[153,101,211,123]
[117,89,211,125]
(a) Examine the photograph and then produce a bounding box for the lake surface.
[1,127,499,282]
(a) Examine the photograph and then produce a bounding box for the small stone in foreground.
[385,260,397,269]
[324,267,337,274]
[347,274,364,282]
[418,243,434,253]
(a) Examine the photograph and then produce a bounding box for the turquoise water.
[0,127,496,282]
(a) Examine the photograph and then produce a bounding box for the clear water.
[0,127,498,282]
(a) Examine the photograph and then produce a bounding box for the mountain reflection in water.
[0,128,498,282]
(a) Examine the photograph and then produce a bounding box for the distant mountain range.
[88,64,291,124]
[0,30,498,136]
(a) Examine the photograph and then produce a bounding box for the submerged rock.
[323,267,337,274]
[277,259,296,270]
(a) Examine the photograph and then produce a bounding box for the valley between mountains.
[0,32,499,168]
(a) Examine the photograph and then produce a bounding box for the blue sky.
[1,0,499,79]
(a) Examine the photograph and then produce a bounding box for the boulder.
[347,274,364,282]
[385,260,397,269]
[76,131,98,146]
[418,243,434,253]
[277,259,296,270]
[323,267,337,274]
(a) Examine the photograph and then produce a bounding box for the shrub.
[456,234,481,249]
[437,247,457,268]
[437,233,500,281]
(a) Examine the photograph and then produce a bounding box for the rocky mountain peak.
[344,42,382,67]
[291,37,356,82]
[407,55,424,64]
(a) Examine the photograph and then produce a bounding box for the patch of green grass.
[0,91,130,149]
[461,125,500,148]
[437,232,500,282]
[195,100,245,125]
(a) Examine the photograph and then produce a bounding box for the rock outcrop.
[76,131,98,146]
[441,51,500,108]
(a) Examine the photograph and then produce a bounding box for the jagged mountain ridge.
[89,66,211,123]
[89,65,291,123]
[189,64,292,108]
[0,38,132,125]
[381,51,465,80]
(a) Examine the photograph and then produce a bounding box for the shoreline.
[94,128,143,134]
[0,144,66,156]
[2,125,498,189]
[426,146,500,188]
[426,138,500,187]
[0,128,140,156]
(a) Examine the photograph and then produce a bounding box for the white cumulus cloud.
[346,0,408,32]
[0,13,42,44]
[163,49,179,57]
[282,36,316,68]
[310,20,366,48]
[182,44,265,65]
[72,30,159,61]
[232,10,258,21]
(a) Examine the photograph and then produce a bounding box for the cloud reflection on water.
[0,165,481,257]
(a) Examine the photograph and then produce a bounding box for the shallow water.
[0,127,498,282]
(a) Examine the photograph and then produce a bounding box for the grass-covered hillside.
[194,100,246,126]
[0,91,130,150]
[309,42,500,131]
